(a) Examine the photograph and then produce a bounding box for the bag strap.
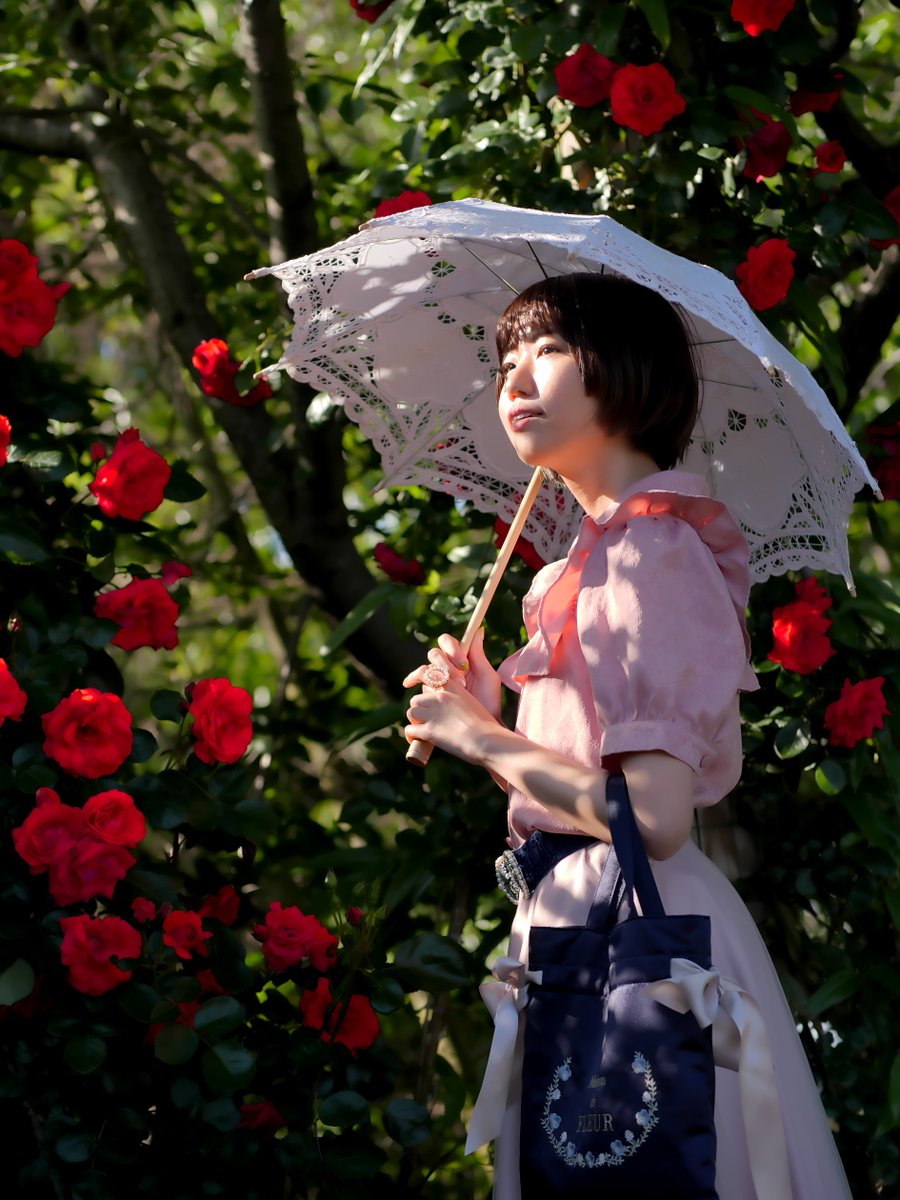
[584,841,626,930]
[604,772,666,920]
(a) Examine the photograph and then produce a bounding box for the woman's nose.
[505,362,534,398]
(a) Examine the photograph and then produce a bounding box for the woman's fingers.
[437,633,468,672]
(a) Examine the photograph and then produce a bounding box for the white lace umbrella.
[247,198,877,588]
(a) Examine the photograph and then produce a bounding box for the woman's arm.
[404,670,694,860]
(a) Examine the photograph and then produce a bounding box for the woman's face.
[498,333,609,477]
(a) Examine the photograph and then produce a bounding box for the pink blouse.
[497,471,759,846]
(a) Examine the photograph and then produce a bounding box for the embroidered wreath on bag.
[541,1051,659,1167]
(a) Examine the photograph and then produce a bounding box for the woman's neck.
[561,442,661,520]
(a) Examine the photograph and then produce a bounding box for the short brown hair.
[495,274,700,470]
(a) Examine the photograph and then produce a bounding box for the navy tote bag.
[519,773,718,1199]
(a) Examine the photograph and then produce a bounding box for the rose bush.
[0,261,451,1198]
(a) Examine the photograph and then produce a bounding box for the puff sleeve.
[577,513,752,792]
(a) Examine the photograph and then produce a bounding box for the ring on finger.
[422,663,451,689]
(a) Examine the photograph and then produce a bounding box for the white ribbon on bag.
[647,957,793,1200]
[465,956,543,1154]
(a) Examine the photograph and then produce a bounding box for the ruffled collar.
[499,470,755,687]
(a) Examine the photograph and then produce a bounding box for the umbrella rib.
[526,241,550,279]
[459,242,526,292]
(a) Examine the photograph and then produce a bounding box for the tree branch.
[238,0,319,264]
[0,111,87,159]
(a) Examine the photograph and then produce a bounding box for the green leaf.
[774,718,811,760]
[201,1098,242,1132]
[807,969,859,1016]
[508,25,544,61]
[55,1132,96,1163]
[0,525,49,563]
[201,1042,256,1096]
[119,983,162,1022]
[634,0,670,48]
[370,974,406,1014]
[723,86,798,138]
[64,1035,107,1075]
[193,996,246,1040]
[391,932,470,992]
[165,460,207,501]
[128,869,180,903]
[815,760,846,796]
[0,958,35,1006]
[130,728,159,763]
[319,1090,370,1127]
[319,583,398,656]
[170,1076,202,1113]
[383,1098,431,1147]
[154,1024,200,1065]
[151,689,186,723]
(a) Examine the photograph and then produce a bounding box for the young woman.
[403,275,852,1200]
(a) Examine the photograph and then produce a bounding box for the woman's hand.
[404,678,501,765]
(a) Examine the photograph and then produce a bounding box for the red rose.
[742,117,791,181]
[48,838,135,906]
[239,1100,286,1136]
[349,0,394,21]
[346,906,363,927]
[824,677,890,748]
[42,688,134,778]
[188,677,254,764]
[162,911,212,960]
[198,884,241,926]
[90,442,107,462]
[161,561,192,587]
[89,428,171,521]
[0,414,11,467]
[609,63,686,137]
[13,793,86,873]
[373,191,433,220]
[789,80,842,116]
[253,902,338,973]
[730,0,796,35]
[0,240,68,358]
[94,578,180,651]
[83,789,146,847]
[0,239,40,290]
[871,185,900,250]
[373,542,425,586]
[191,338,272,407]
[0,657,27,725]
[196,968,228,996]
[812,141,846,175]
[131,897,157,924]
[793,577,831,614]
[768,596,835,674]
[299,977,380,1055]
[60,914,142,995]
[554,44,620,108]
[735,239,796,311]
[494,519,547,571]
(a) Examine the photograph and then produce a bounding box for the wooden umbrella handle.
[406,466,546,766]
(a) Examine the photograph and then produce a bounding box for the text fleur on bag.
[542,1051,659,1168]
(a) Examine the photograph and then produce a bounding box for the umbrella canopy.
[248,198,877,586]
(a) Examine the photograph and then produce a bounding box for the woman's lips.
[509,407,543,428]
